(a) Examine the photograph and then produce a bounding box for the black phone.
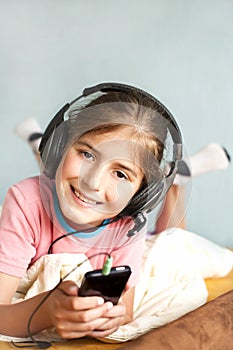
[78,265,132,305]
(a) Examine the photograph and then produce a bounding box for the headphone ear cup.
[120,180,165,217]
[119,161,178,217]
[41,122,68,179]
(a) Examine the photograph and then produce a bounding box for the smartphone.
[78,265,132,305]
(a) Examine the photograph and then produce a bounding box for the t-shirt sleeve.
[0,185,37,277]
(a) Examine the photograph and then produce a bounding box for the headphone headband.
[40,82,182,156]
[84,82,182,146]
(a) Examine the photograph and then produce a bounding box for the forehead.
[76,128,144,165]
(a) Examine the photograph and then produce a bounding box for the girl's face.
[55,128,144,229]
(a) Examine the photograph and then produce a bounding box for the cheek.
[107,181,137,204]
[61,153,81,179]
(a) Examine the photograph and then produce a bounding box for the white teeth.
[74,190,97,205]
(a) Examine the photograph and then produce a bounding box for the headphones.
[39,82,183,224]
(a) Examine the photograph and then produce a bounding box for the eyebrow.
[75,140,101,155]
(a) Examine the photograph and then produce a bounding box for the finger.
[102,303,126,318]
[71,297,108,312]
[91,315,124,332]
[55,316,112,339]
[54,300,113,326]
[55,292,106,312]
[56,280,78,296]
[71,301,113,322]
[89,325,120,338]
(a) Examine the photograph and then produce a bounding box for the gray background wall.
[0,0,232,246]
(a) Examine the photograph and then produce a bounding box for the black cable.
[11,252,111,349]
[47,217,119,254]
[47,212,146,254]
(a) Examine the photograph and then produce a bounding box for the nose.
[80,162,105,192]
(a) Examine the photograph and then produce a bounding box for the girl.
[0,82,182,340]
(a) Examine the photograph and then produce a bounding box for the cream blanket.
[1,228,233,343]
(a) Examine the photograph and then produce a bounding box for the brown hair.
[67,90,169,185]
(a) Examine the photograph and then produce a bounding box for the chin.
[63,210,102,228]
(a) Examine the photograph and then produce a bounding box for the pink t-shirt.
[0,176,146,288]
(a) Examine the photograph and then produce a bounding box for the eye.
[114,170,128,180]
[80,150,95,161]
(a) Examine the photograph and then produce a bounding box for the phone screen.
[78,266,132,305]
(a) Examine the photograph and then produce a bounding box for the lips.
[71,185,101,205]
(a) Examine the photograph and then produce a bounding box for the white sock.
[174,143,231,186]
[14,118,43,152]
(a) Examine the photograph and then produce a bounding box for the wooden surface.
[205,268,233,301]
[1,269,233,350]
[0,337,123,349]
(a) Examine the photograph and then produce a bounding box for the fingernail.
[106,302,113,310]
[97,297,104,305]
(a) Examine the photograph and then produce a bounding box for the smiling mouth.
[71,186,101,205]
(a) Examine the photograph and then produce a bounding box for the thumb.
[57,280,78,296]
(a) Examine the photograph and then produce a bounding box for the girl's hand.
[88,301,127,338]
[47,280,116,339]
[86,285,135,338]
